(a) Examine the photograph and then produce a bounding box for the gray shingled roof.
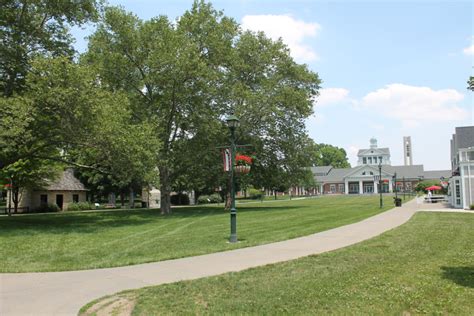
[423,170,452,180]
[316,168,353,182]
[310,166,333,176]
[314,164,428,183]
[383,165,425,179]
[45,169,87,191]
[454,126,474,150]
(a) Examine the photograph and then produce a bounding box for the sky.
[71,0,474,170]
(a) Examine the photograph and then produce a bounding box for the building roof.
[45,169,87,191]
[357,147,390,156]
[313,164,428,183]
[454,126,474,150]
[423,170,452,180]
[310,166,333,176]
[383,165,425,179]
[315,167,352,182]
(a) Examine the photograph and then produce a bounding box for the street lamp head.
[226,114,240,129]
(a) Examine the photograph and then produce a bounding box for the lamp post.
[226,114,240,243]
[379,163,383,208]
[393,172,398,199]
[403,176,406,201]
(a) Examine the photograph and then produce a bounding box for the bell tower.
[403,136,413,165]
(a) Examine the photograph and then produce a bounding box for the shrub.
[35,203,60,213]
[67,202,93,211]
[248,188,263,200]
[470,204,474,210]
[197,193,222,204]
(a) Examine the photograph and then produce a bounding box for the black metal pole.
[403,176,406,201]
[229,127,237,243]
[394,172,398,199]
[379,164,383,208]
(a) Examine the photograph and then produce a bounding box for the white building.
[449,126,474,209]
[357,138,391,166]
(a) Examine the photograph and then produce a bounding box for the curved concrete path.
[0,199,465,316]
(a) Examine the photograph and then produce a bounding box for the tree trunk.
[120,192,125,207]
[159,165,172,215]
[13,187,19,214]
[128,187,134,209]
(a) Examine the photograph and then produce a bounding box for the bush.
[470,204,474,210]
[67,202,93,211]
[171,193,190,205]
[35,203,60,213]
[197,193,222,204]
[248,188,263,200]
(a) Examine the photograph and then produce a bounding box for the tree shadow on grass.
[441,266,474,288]
[0,205,306,236]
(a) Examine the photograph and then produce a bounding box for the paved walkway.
[0,200,469,316]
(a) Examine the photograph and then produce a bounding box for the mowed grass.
[0,195,394,272]
[107,213,474,315]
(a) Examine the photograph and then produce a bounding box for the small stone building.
[11,169,87,212]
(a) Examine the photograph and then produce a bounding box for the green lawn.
[90,212,473,315]
[0,195,394,272]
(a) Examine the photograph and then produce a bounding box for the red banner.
[222,149,231,172]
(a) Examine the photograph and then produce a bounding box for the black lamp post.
[393,172,398,199]
[379,163,383,208]
[226,114,240,243]
[403,176,406,201]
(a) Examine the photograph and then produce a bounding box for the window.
[73,194,79,203]
[379,156,383,163]
[338,184,345,193]
[330,184,336,193]
[363,157,367,164]
[368,157,372,164]
[362,171,366,175]
[370,171,374,175]
[40,195,47,205]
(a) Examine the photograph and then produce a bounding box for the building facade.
[312,139,450,195]
[449,126,474,209]
[6,168,87,213]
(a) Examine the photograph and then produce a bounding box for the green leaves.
[0,0,101,96]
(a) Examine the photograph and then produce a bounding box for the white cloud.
[463,44,474,55]
[315,88,350,107]
[241,14,320,62]
[361,84,467,127]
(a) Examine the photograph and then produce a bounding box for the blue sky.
[72,0,473,170]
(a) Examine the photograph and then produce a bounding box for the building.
[312,139,450,195]
[403,136,413,166]
[7,168,88,213]
[449,126,474,209]
[357,138,391,166]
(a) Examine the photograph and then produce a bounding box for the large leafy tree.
[84,1,321,213]
[0,57,159,210]
[308,142,351,168]
[0,0,101,96]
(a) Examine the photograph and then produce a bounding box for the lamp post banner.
[222,148,231,172]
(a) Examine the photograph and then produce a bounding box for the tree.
[84,1,321,213]
[468,76,474,91]
[0,57,160,209]
[0,0,101,96]
[309,143,351,168]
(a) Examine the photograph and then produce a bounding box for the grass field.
[0,195,394,272]
[86,212,473,315]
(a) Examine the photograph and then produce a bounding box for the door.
[56,194,63,210]
[363,183,374,194]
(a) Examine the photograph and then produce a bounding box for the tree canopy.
[84,1,321,213]
[0,0,101,96]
